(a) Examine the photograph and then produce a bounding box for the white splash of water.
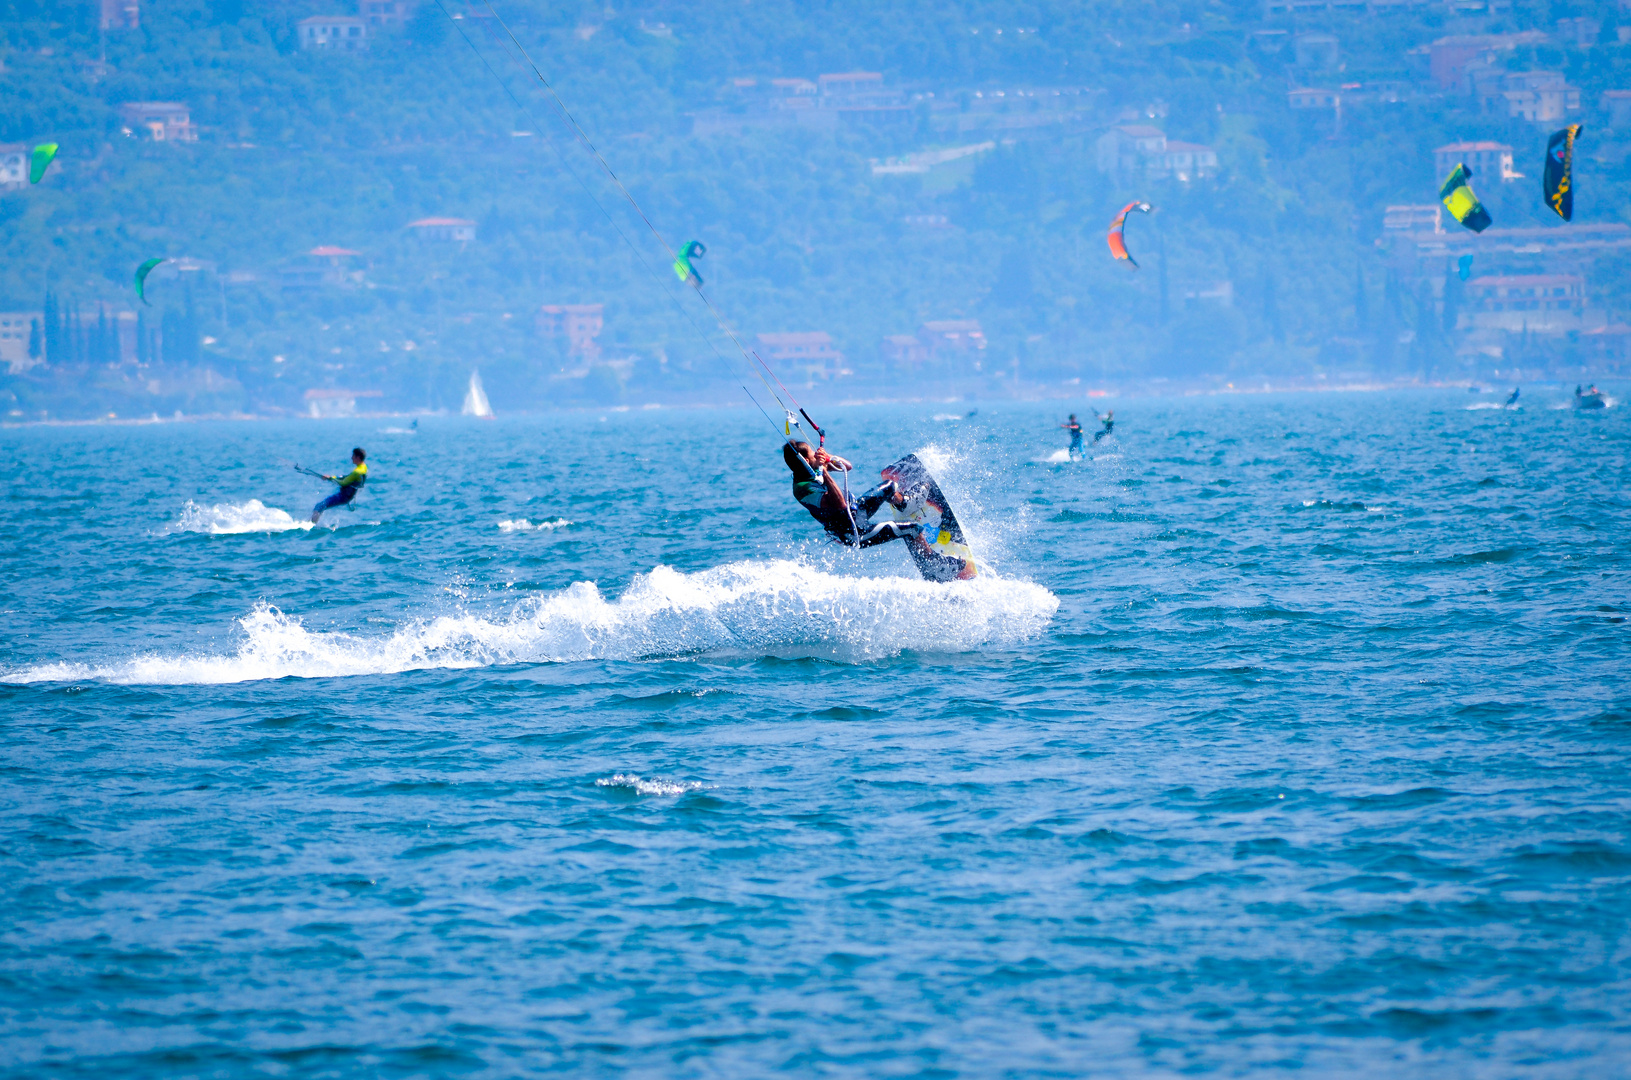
[172,500,312,535]
[596,774,708,797]
[2,559,1058,686]
[497,518,573,533]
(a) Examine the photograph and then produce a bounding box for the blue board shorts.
[313,486,359,516]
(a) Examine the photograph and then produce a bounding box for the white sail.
[461,370,494,418]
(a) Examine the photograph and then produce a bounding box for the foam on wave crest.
[2,559,1058,686]
[596,774,708,797]
[173,499,312,535]
[497,518,572,533]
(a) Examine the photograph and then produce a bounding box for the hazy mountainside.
[2,0,1629,418]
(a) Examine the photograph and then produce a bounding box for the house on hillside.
[0,145,28,187]
[1096,125,1166,173]
[117,102,197,142]
[1095,125,1216,180]
[818,72,909,126]
[1433,142,1519,182]
[881,334,929,367]
[408,217,477,242]
[0,313,41,374]
[757,332,847,381]
[538,304,605,360]
[918,320,987,357]
[1288,87,1340,110]
[1427,33,1550,93]
[99,0,138,30]
[360,0,413,27]
[298,16,368,51]
[1383,205,1443,237]
[281,246,363,291]
[1484,72,1581,123]
[1465,274,1586,331]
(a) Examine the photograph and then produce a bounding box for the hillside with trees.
[3,0,1630,419]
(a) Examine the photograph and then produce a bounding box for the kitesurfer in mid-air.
[1061,415,1085,460]
[1094,410,1115,443]
[784,440,920,548]
[311,447,367,523]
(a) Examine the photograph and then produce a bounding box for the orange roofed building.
[538,304,604,359]
[281,246,363,291]
[409,217,477,242]
[757,332,847,382]
[117,102,197,142]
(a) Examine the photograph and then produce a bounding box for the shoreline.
[0,377,1608,429]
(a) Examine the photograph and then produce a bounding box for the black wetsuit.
[793,472,919,548]
[1065,421,1084,459]
[1094,417,1114,443]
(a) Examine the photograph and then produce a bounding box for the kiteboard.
[864,453,978,582]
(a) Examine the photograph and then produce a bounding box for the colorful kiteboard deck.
[867,454,979,583]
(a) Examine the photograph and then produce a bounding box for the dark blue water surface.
[2,390,1629,1078]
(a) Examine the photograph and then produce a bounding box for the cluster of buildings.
[1381,201,1631,363]
[693,72,913,136]
[1283,26,1622,125]
[1093,126,1219,182]
[297,0,416,52]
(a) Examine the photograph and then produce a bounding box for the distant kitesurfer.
[1094,410,1115,443]
[784,441,920,548]
[1506,387,1520,406]
[311,447,367,523]
[1061,414,1084,460]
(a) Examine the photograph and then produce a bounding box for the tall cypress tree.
[183,276,199,365]
[96,306,110,365]
[42,291,59,364]
[136,307,149,365]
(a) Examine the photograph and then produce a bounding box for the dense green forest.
[2,0,1630,418]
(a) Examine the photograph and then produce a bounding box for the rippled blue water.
[2,389,1629,1078]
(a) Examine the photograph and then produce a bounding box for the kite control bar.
[799,408,825,447]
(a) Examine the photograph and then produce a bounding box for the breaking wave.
[2,559,1058,686]
[172,499,312,535]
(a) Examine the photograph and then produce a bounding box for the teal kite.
[29,143,57,184]
[672,240,705,288]
[134,257,166,305]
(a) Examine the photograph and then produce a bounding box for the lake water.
[2,389,1628,1077]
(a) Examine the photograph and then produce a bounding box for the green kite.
[29,143,57,184]
[1439,163,1492,234]
[672,240,705,288]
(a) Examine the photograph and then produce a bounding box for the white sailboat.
[461,370,494,418]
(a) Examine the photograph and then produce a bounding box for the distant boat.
[1574,384,1606,410]
[462,371,494,418]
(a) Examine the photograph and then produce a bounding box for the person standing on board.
[1061,414,1085,460]
[784,440,918,548]
[1094,410,1115,443]
[311,447,367,523]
